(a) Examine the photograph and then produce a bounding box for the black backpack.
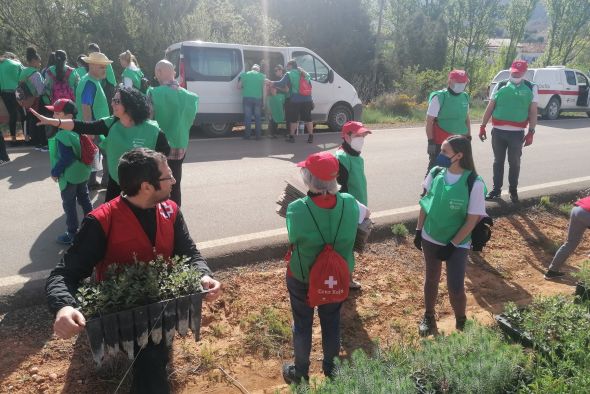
[431,167,493,251]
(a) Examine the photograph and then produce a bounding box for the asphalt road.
[1,117,589,284]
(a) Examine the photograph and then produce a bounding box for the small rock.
[77,379,83,384]
[49,373,58,381]
[32,374,45,383]
[29,366,39,374]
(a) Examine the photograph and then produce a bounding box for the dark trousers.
[0,129,8,161]
[425,144,442,175]
[61,182,93,234]
[286,274,342,378]
[491,128,524,193]
[27,106,47,147]
[1,91,23,138]
[131,340,170,394]
[105,176,121,203]
[168,157,184,206]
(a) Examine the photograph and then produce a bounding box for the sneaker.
[0,160,10,166]
[485,190,502,200]
[509,191,519,203]
[282,363,309,385]
[307,134,314,144]
[418,314,437,337]
[456,316,467,331]
[286,135,295,143]
[544,270,566,280]
[56,232,74,245]
[39,145,49,152]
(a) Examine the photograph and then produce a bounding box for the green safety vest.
[286,193,359,283]
[75,67,87,79]
[240,70,265,99]
[19,67,38,95]
[149,85,199,149]
[420,167,483,245]
[106,64,117,86]
[103,117,160,184]
[121,67,144,90]
[267,92,286,123]
[75,74,110,120]
[286,69,311,96]
[492,81,534,123]
[48,129,91,191]
[429,89,469,134]
[335,149,368,206]
[0,59,22,91]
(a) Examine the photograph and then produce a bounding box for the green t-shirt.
[239,70,265,99]
[0,59,23,91]
[48,130,91,191]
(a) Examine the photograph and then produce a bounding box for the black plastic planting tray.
[85,292,206,364]
[494,314,534,348]
[575,283,589,302]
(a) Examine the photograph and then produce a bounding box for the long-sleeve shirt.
[46,197,212,315]
[51,142,76,178]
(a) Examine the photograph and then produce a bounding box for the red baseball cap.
[297,151,339,181]
[45,99,77,115]
[510,60,528,73]
[341,121,372,137]
[448,69,469,83]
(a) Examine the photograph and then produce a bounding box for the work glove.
[479,125,487,142]
[436,242,457,260]
[427,139,437,156]
[414,230,423,251]
[523,132,534,147]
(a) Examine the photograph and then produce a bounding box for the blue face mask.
[434,153,456,168]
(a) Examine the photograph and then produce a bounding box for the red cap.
[341,121,371,137]
[45,99,77,115]
[510,60,528,74]
[297,152,339,181]
[448,69,469,83]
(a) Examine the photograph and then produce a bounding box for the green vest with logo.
[122,67,144,90]
[48,130,91,191]
[420,168,480,245]
[492,82,534,123]
[286,193,359,283]
[429,89,469,134]
[75,74,110,120]
[103,117,160,184]
[149,86,199,149]
[335,149,368,206]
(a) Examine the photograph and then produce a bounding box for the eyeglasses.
[159,176,174,182]
[111,98,121,104]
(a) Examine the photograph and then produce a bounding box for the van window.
[166,48,180,71]
[565,71,577,86]
[184,47,242,82]
[243,50,285,78]
[576,72,588,86]
[292,51,330,83]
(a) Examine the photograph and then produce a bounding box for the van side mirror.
[328,69,334,83]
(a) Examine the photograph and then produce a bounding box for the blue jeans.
[491,128,524,193]
[243,97,262,138]
[286,274,342,378]
[61,181,93,234]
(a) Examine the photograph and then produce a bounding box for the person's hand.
[28,108,55,127]
[51,176,58,182]
[436,242,457,261]
[53,306,86,339]
[479,125,487,142]
[427,139,437,156]
[413,230,423,251]
[201,275,222,302]
[523,131,534,147]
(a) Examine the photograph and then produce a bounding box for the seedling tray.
[575,282,589,302]
[85,292,206,365]
[494,314,534,348]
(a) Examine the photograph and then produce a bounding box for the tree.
[542,0,590,66]
[503,0,539,69]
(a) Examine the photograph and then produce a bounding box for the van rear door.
[575,71,590,107]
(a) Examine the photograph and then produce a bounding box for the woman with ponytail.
[44,50,79,104]
[119,50,145,91]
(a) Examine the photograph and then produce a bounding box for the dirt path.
[1,206,588,393]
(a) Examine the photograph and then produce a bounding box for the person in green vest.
[148,59,199,206]
[425,69,471,173]
[75,54,88,79]
[283,151,369,385]
[414,135,488,337]
[0,52,24,146]
[266,64,287,138]
[76,51,112,189]
[119,50,144,91]
[45,99,93,245]
[17,47,46,149]
[32,86,170,203]
[238,64,265,140]
[43,50,79,104]
[87,43,117,115]
[479,60,537,203]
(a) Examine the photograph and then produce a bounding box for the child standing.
[335,121,372,289]
[46,99,93,244]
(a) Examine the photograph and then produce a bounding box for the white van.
[488,66,590,120]
[164,41,363,137]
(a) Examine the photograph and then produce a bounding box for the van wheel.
[544,97,560,120]
[202,123,234,138]
[328,105,352,132]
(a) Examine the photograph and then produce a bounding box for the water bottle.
[298,121,305,135]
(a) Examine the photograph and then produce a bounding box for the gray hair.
[251,64,260,71]
[300,168,339,195]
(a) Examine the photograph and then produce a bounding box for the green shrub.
[393,66,448,103]
[391,223,410,238]
[538,195,551,209]
[242,307,291,358]
[371,93,416,117]
[573,260,590,287]
[558,203,574,217]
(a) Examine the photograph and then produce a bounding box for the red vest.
[576,196,590,212]
[91,196,178,281]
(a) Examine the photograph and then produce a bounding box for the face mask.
[350,136,365,152]
[510,76,522,84]
[434,153,456,168]
[452,83,466,93]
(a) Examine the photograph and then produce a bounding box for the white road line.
[2,175,589,289]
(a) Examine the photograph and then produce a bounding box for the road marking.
[2,175,590,289]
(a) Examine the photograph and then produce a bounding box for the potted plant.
[573,260,590,302]
[77,256,206,364]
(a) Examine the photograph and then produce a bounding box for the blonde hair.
[119,50,139,67]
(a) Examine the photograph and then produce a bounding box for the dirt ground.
[1,206,589,394]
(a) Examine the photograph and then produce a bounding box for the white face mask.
[350,136,365,152]
[452,83,466,93]
[510,76,523,84]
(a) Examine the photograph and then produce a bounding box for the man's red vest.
[576,196,590,212]
[91,196,178,281]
